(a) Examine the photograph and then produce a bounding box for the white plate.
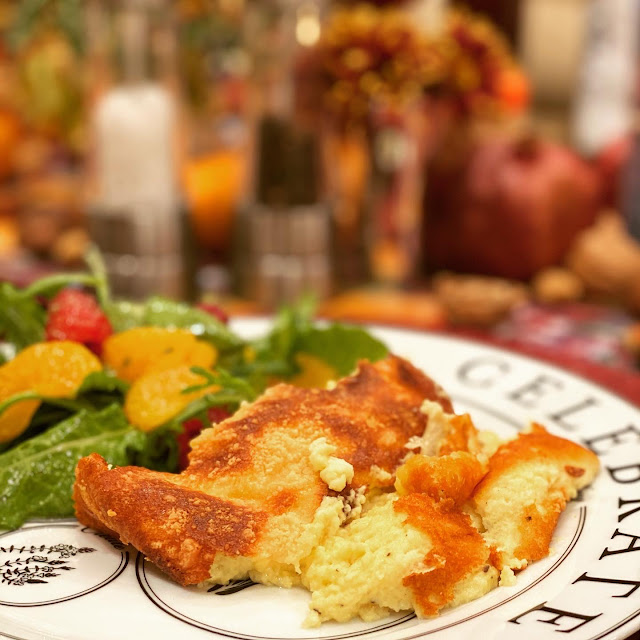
[1,320,640,640]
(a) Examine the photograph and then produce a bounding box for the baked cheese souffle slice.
[300,402,599,626]
[74,355,452,587]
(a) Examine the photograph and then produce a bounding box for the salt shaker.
[86,0,189,299]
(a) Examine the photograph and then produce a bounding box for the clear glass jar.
[85,0,190,299]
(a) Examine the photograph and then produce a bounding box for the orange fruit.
[0,341,102,443]
[18,341,102,397]
[288,353,338,389]
[183,150,244,251]
[102,327,217,383]
[124,365,218,432]
[0,368,40,443]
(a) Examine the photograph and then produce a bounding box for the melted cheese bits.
[309,437,354,491]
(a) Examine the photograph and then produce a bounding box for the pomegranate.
[424,135,603,280]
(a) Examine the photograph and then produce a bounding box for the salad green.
[0,250,388,530]
[0,406,148,530]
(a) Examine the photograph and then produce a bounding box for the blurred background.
[1,0,640,393]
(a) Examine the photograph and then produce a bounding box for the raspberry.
[178,406,229,470]
[45,288,113,355]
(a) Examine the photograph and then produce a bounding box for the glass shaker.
[234,0,333,309]
[85,0,191,300]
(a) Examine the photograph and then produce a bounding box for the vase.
[364,97,432,287]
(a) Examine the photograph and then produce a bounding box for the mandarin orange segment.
[20,341,103,397]
[102,327,217,383]
[0,367,40,443]
[153,337,217,374]
[124,365,218,432]
[0,341,102,443]
[0,399,40,443]
[287,353,338,389]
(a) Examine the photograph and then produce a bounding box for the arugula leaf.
[0,405,148,530]
[18,272,100,299]
[235,300,387,387]
[228,300,315,388]
[0,282,46,350]
[73,370,131,412]
[106,296,243,352]
[77,370,130,395]
[160,367,255,430]
[102,299,146,332]
[131,423,180,473]
[164,391,243,430]
[0,391,85,418]
[251,297,315,365]
[182,366,257,401]
[295,324,388,377]
[83,244,110,308]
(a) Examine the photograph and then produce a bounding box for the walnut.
[532,267,584,304]
[433,272,529,327]
[566,212,640,303]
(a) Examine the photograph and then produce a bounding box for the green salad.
[0,251,387,530]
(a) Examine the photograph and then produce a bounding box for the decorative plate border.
[0,522,129,607]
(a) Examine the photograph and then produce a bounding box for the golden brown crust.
[74,453,268,585]
[74,355,452,585]
[473,423,599,503]
[396,494,492,617]
[472,423,600,569]
[395,451,485,505]
[437,413,481,456]
[187,355,451,489]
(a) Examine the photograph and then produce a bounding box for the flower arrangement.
[317,3,444,124]
[437,8,529,116]
[315,3,528,126]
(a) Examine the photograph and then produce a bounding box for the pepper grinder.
[234,0,333,308]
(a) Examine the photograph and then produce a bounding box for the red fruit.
[177,406,230,470]
[197,302,229,324]
[45,288,113,355]
[424,136,602,279]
